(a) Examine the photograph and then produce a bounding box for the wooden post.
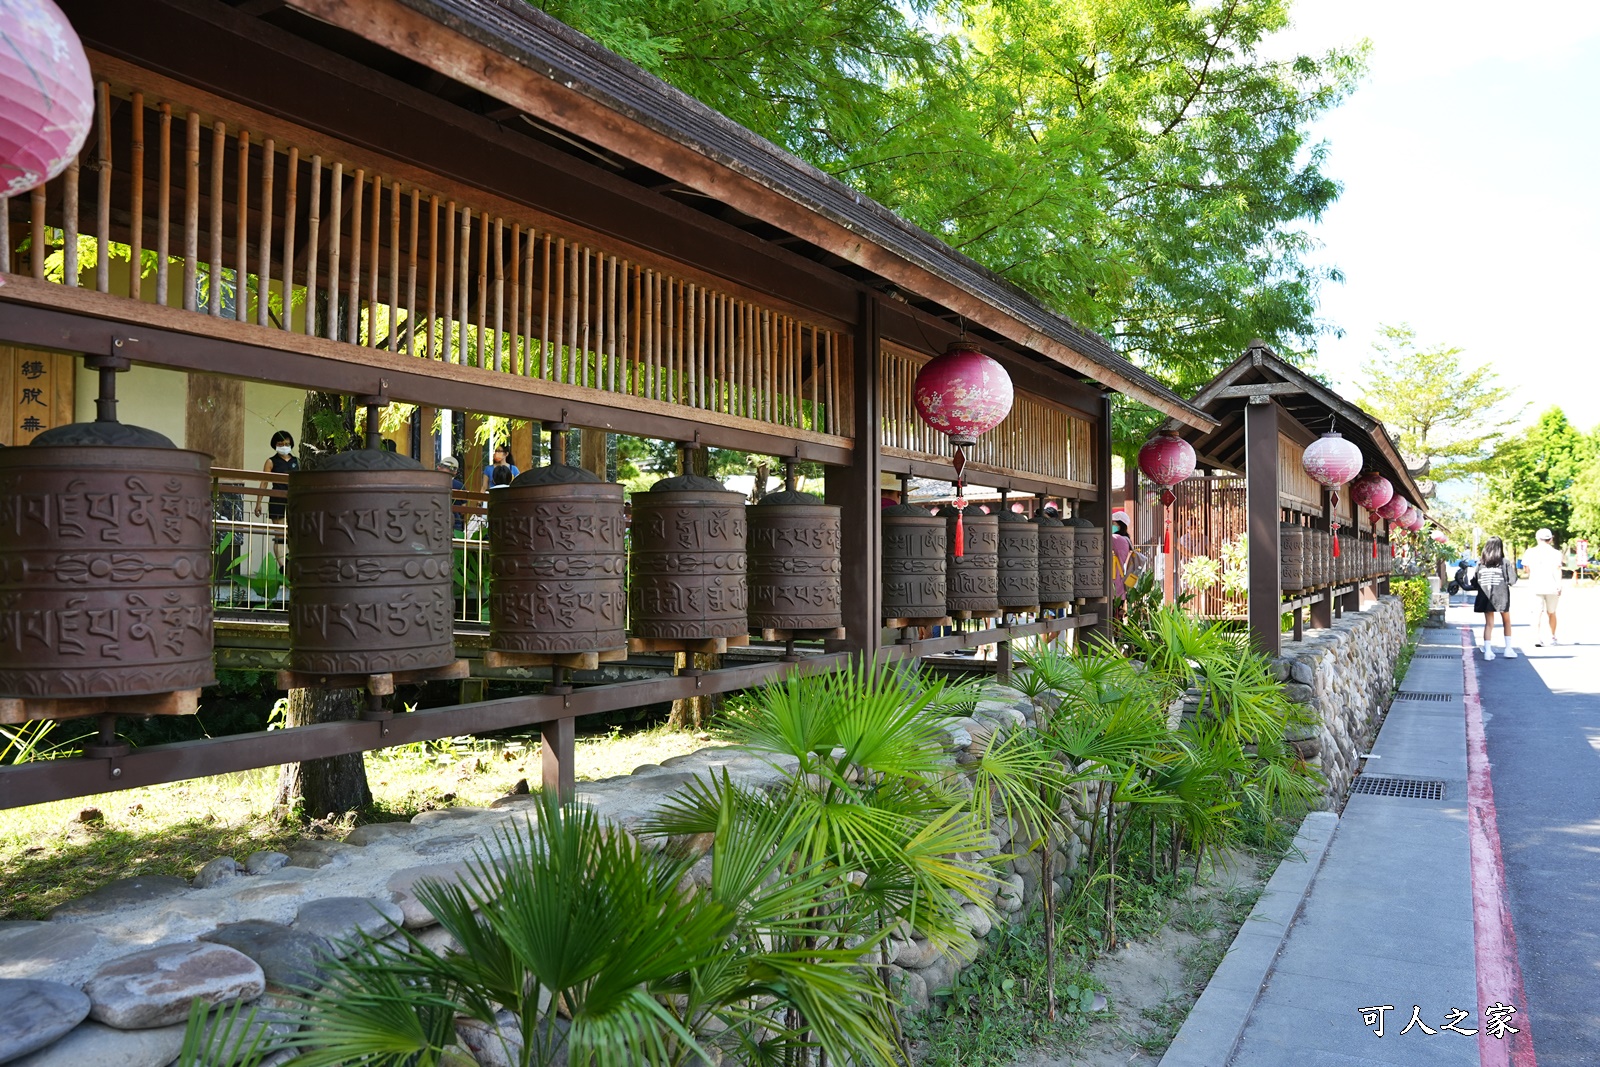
[541,715,575,801]
[825,292,881,661]
[1310,487,1333,629]
[1245,398,1281,656]
[996,639,1012,686]
[1084,392,1115,639]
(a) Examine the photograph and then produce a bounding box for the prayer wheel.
[747,489,842,633]
[882,502,946,622]
[939,504,999,616]
[1280,523,1305,592]
[1069,514,1104,599]
[0,421,214,702]
[488,463,627,657]
[1034,509,1075,607]
[286,449,455,675]
[996,508,1040,612]
[629,474,748,641]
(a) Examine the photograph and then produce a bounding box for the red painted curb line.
[1460,627,1537,1067]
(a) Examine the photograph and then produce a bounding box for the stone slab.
[0,926,106,987]
[0,980,91,1064]
[84,943,264,1029]
[6,1021,185,1067]
[292,897,404,955]
[200,922,333,992]
[385,862,479,928]
[48,877,189,921]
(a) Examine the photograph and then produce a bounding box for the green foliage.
[1392,577,1431,627]
[1479,407,1597,547]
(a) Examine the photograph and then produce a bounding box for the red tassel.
[1332,531,1341,558]
[1163,513,1172,554]
[954,509,965,557]
[1372,536,1378,560]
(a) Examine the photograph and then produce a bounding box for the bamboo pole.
[282,147,298,332]
[522,228,535,376]
[457,205,470,365]
[643,269,656,400]
[507,222,519,372]
[620,260,633,394]
[578,245,590,387]
[592,245,603,388]
[96,81,110,292]
[406,188,419,356]
[565,242,579,386]
[129,92,144,303]
[367,171,380,346]
[474,210,488,368]
[552,237,567,383]
[305,156,322,337]
[29,185,44,279]
[209,122,224,316]
[426,194,439,358]
[156,103,171,305]
[235,129,249,322]
[256,137,274,326]
[325,162,342,340]
[492,216,505,372]
[388,180,400,349]
[62,159,78,286]
[347,167,363,344]
[540,233,552,378]
[827,330,838,435]
[441,200,455,362]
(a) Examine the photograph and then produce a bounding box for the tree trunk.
[274,687,372,818]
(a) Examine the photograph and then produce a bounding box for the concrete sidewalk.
[1162,618,1482,1067]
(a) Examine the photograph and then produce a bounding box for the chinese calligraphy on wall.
[1,346,75,445]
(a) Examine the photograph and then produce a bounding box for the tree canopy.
[1476,408,1595,549]
[535,0,1365,440]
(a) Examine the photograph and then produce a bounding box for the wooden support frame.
[1245,398,1281,656]
[827,291,882,660]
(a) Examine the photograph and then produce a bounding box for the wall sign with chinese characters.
[0,346,75,445]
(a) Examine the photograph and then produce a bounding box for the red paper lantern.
[1377,496,1409,522]
[0,0,94,197]
[1137,430,1196,553]
[912,341,1014,556]
[1349,473,1393,558]
[1302,431,1363,558]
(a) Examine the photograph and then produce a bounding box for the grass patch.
[1391,623,1422,692]
[0,723,726,920]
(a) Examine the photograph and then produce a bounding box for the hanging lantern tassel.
[1329,491,1341,557]
[952,446,967,558]
[1161,487,1175,553]
[1371,519,1380,560]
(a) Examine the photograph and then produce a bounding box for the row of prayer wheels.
[881,499,1104,622]
[1279,523,1393,594]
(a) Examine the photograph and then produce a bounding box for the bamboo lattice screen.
[0,59,851,442]
[1172,475,1248,619]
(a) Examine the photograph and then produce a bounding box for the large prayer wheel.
[1280,523,1305,592]
[939,504,999,615]
[882,503,946,621]
[0,422,214,700]
[996,508,1039,612]
[286,450,455,675]
[488,464,627,656]
[1069,514,1104,599]
[1034,509,1075,607]
[747,490,842,632]
[629,474,747,641]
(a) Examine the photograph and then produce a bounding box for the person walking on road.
[1526,527,1564,645]
[1474,535,1518,659]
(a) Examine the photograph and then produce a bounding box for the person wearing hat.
[1526,527,1564,645]
[436,455,465,532]
[1111,509,1133,599]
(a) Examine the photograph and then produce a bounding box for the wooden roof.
[276,0,1215,429]
[1166,342,1427,511]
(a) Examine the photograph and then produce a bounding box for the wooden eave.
[273,0,1213,430]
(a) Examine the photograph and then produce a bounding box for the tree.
[1357,324,1519,495]
[1477,408,1596,549]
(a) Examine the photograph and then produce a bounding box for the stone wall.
[1271,594,1407,805]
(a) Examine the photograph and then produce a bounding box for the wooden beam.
[826,292,882,659]
[1245,398,1281,656]
[1211,382,1306,400]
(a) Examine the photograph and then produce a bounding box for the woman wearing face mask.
[256,430,298,568]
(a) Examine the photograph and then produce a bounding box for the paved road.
[1475,583,1600,1064]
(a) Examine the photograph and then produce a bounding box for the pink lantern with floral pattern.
[0,0,94,197]
[1137,429,1197,553]
[1349,472,1394,559]
[1301,431,1363,558]
[912,341,1014,556]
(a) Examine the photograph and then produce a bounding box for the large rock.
[48,877,189,920]
[244,851,289,875]
[85,943,264,1029]
[194,858,242,889]
[0,980,91,1063]
[292,898,404,956]
[200,922,333,992]
[342,823,423,847]
[283,840,356,871]
[6,1021,184,1067]
[0,925,106,986]
[385,862,480,928]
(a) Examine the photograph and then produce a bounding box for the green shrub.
[1393,577,1431,626]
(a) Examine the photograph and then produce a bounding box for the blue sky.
[1271,0,1600,431]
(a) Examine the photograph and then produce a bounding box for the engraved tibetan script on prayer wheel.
[882,503,945,621]
[0,423,215,699]
[748,490,842,633]
[286,449,455,676]
[629,474,748,641]
[1280,523,1305,592]
[939,504,999,615]
[1034,509,1075,607]
[489,464,627,656]
[996,508,1039,611]
[1069,515,1104,599]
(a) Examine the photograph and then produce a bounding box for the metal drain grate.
[1351,776,1446,800]
[1413,652,1458,659]
[1394,691,1455,702]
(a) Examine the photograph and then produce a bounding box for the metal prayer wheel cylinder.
[286,450,455,675]
[0,423,215,700]
[1280,523,1305,592]
[747,490,842,632]
[882,503,946,621]
[996,508,1040,611]
[1069,515,1104,599]
[1313,530,1328,586]
[1034,510,1075,607]
[488,464,627,655]
[939,504,999,615]
[629,474,748,640]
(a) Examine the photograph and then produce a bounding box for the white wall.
[243,381,306,462]
[74,362,188,448]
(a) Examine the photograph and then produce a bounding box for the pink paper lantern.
[1377,496,1409,522]
[912,342,1013,557]
[1349,472,1394,513]
[1137,430,1196,555]
[1301,431,1363,490]
[1431,529,1448,543]
[1407,507,1426,532]
[0,0,94,197]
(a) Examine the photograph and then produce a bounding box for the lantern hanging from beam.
[1349,472,1394,559]
[1136,429,1197,554]
[1377,495,1409,557]
[912,341,1013,557]
[0,0,94,196]
[1301,431,1363,558]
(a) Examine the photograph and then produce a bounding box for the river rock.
[48,876,189,920]
[194,858,242,889]
[292,897,404,955]
[0,925,105,986]
[245,852,289,875]
[200,922,333,992]
[411,807,492,825]
[385,862,479,928]
[283,840,355,871]
[343,823,423,847]
[0,980,91,1062]
[85,943,264,1028]
[7,1020,184,1067]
